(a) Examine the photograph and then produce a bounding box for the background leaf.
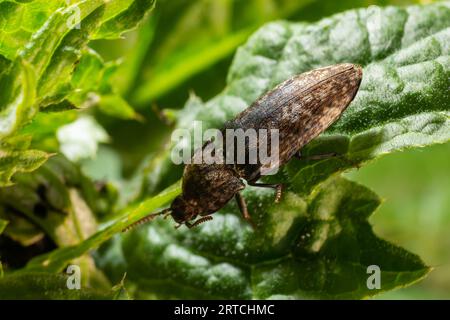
[22,181,180,273]
[0,155,118,292]
[0,219,7,235]
[0,146,50,187]
[0,218,7,277]
[129,0,318,106]
[0,0,155,185]
[95,176,428,299]
[94,0,155,39]
[348,142,450,299]
[0,272,113,299]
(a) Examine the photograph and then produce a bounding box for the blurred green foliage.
[347,142,450,299]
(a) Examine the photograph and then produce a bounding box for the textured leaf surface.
[94,0,155,39]
[0,0,154,183]
[0,145,50,186]
[0,0,155,60]
[0,156,104,247]
[0,155,120,290]
[96,176,428,299]
[23,182,180,273]
[0,272,113,299]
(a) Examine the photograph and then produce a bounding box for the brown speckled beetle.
[125,63,362,231]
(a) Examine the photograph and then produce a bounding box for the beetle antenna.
[186,216,213,229]
[122,208,171,232]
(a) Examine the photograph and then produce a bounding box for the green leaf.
[0,0,155,183]
[0,218,7,235]
[0,59,37,138]
[97,176,428,299]
[114,2,445,298]
[0,1,106,138]
[94,0,155,39]
[0,272,113,299]
[133,27,254,105]
[0,156,101,247]
[130,0,318,105]
[0,209,44,247]
[19,110,78,152]
[0,0,67,60]
[0,0,155,114]
[0,0,155,60]
[0,155,122,290]
[142,1,450,196]
[0,146,50,187]
[0,218,6,277]
[18,2,447,299]
[0,0,156,128]
[68,50,140,120]
[22,181,180,273]
[128,0,430,105]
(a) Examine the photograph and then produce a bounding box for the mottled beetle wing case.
[226,63,363,178]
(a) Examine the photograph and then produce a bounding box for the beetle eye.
[170,196,190,223]
[171,208,187,223]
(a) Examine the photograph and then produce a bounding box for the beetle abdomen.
[226,63,363,179]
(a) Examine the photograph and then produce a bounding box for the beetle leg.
[248,182,283,203]
[181,217,214,229]
[235,193,255,228]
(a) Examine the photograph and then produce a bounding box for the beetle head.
[122,195,212,232]
[170,195,197,224]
